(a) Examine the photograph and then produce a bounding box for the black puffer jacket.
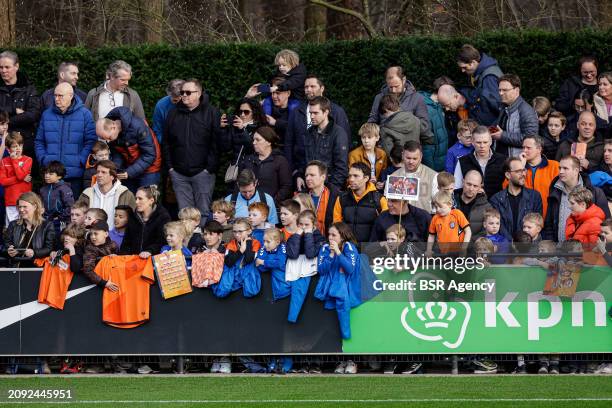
[163,93,221,176]
[240,149,292,202]
[302,117,349,189]
[119,205,171,255]
[0,71,41,155]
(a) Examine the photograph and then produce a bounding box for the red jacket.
[0,155,32,205]
[565,204,606,244]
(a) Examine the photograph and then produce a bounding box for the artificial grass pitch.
[1,375,611,407]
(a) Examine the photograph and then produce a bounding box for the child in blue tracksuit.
[40,161,75,241]
[285,210,325,323]
[255,227,289,301]
[315,222,362,340]
[161,221,192,268]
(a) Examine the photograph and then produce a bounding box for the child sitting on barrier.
[178,207,203,253]
[161,221,192,268]
[82,221,118,291]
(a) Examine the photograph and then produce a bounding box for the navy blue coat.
[284,100,351,172]
[35,97,97,179]
[460,53,503,126]
[286,230,325,259]
[489,187,543,239]
[105,107,156,178]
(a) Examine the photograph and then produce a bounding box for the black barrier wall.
[0,270,342,355]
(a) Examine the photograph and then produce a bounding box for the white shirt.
[98,82,125,119]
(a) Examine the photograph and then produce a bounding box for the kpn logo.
[401,301,471,349]
[400,272,471,349]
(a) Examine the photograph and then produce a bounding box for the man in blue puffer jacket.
[35,83,97,197]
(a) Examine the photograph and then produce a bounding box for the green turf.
[1,375,611,407]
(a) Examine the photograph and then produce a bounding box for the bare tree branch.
[309,0,380,38]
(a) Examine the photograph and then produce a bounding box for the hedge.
[10,29,612,141]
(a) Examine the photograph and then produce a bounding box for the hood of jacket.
[573,203,606,224]
[475,53,500,77]
[1,71,33,91]
[381,110,419,131]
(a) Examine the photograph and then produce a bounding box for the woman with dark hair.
[119,185,171,258]
[555,56,599,116]
[240,126,292,202]
[4,192,55,267]
[221,98,267,169]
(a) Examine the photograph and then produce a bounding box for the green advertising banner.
[344,264,612,353]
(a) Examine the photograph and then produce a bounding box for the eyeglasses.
[54,94,68,99]
[239,110,252,115]
[509,168,527,174]
[499,87,516,93]
[108,92,116,107]
[180,90,198,96]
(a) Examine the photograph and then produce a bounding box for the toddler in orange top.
[0,132,32,226]
[427,191,471,255]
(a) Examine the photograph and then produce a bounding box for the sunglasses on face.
[239,110,252,115]
[180,90,198,96]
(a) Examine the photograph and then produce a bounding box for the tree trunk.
[0,0,16,46]
[142,0,164,43]
[304,1,326,42]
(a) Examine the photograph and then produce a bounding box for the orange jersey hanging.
[94,255,155,329]
[36,255,75,310]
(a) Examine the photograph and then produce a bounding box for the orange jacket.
[565,204,606,244]
[348,146,388,181]
[503,157,559,218]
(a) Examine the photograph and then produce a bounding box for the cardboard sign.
[543,259,581,298]
[152,250,192,299]
[384,175,420,201]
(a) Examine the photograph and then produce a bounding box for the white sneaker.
[218,357,231,374]
[210,359,220,373]
[334,362,346,374]
[137,364,153,374]
[344,360,357,374]
[595,363,612,374]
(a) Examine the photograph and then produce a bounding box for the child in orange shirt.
[427,191,471,255]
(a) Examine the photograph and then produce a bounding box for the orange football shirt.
[36,255,74,310]
[94,255,155,329]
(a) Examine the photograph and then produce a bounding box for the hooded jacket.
[302,117,349,189]
[419,91,448,172]
[554,75,598,116]
[119,205,171,256]
[378,110,422,156]
[543,173,610,241]
[256,243,290,301]
[84,83,145,121]
[105,107,160,177]
[286,230,326,259]
[40,180,74,223]
[240,149,292,202]
[368,81,432,139]
[0,155,33,205]
[348,145,388,181]
[80,180,136,228]
[565,204,606,244]
[333,182,388,242]
[495,95,539,157]
[462,53,503,126]
[284,100,350,172]
[593,93,612,139]
[163,93,221,176]
[0,71,41,153]
[35,96,97,179]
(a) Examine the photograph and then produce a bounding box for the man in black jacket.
[163,79,221,221]
[543,155,610,242]
[298,96,349,190]
[454,126,506,199]
[369,198,431,242]
[0,51,41,158]
[285,75,350,174]
[453,170,491,236]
